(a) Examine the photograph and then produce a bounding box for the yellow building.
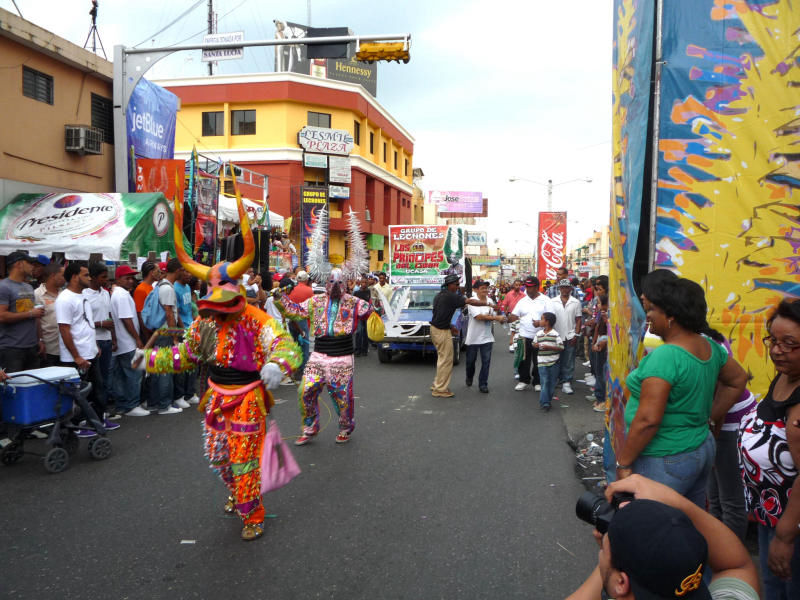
[0,8,115,205]
[156,72,415,271]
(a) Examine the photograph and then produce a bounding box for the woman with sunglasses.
[738,299,800,598]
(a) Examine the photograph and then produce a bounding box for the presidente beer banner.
[389,225,464,284]
[537,212,567,283]
[0,193,175,260]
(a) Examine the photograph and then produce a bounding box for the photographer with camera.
[567,475,760,600]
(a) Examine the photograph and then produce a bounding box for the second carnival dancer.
[277,208,373,446]
[134,176,301,542]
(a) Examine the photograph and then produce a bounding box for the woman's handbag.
[260,418,301,495]
[367,311,385,342]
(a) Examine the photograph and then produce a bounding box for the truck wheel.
[452,340,461,366]
[377,347,392,363]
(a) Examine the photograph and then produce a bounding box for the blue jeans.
[150,337,173,410]
[558,340,576,384]
[593,348,607,401]
[110,350,143,413]
[465,342,492,388]
[354,320,369,355]
[633,432,715,508]
[174,369,196,400]
[537,362,559,407]
[758,523,800,600]
[96,339,113,404]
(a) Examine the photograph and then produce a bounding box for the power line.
[133,0,206,48]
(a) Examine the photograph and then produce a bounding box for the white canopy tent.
[217,194,284,228]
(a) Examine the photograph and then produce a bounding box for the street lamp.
[508,176,592,212]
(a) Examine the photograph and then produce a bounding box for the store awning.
[217,194,284,228]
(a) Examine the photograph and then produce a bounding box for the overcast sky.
[2,0,612,254]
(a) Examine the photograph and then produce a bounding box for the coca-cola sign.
[537,212,567,283]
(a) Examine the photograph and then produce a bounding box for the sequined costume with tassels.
[275,207,372,445]
[135,167,301,541]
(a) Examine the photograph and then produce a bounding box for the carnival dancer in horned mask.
[133,170,301,541]
[276,208,372,445]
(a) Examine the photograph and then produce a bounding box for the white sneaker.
[187,394,200,405]
[582,360,591,367]
[514,373,520,380]
[174,397,191,409]
[158,406,183,415]
[534,384,542,392]
[562,383,574,395]
[125,406,151,417]
[514,382,529,391]
[508,344,515,353]
[585,376,596,387]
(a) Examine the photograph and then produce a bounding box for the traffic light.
[355,41,410,63]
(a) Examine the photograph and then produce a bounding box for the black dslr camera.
[575,491,635,534]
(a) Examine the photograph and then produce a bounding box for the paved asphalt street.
[1,345,599,599]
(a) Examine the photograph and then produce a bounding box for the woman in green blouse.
[615,271,747,508]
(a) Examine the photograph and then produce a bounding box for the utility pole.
[207,0,214,76]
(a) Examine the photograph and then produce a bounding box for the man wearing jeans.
[150,258,184,414]
[429,274,486,398]
[552,279,582,395]
[109,265,147,416]
[0,251,43,372]
[84,262,116,418]
[507,276,554,392]
[464,280,504,393]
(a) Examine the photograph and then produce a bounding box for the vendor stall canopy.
[0,193,183,261]
[217,194,284,228]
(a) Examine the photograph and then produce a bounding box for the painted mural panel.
[655,0,800,395]
[608,0,653,454]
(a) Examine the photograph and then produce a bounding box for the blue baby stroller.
[0,367,111,473]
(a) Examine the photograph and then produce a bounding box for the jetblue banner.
[126,78,178,162]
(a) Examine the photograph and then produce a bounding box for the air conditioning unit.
[365,209,372,221]
[65,125,103,155]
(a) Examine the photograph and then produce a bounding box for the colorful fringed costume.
[277,286,371,443]
[134,168,301,541]
[276,207,373,445]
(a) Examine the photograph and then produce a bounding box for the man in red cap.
[109,265,148,416]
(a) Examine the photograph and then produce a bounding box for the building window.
[369,132,374,154]
[202,111,224,136]
[377,249,384,262]
[404,158,408,176]
[231,110,256,135]
[91,93,113,144]
[394,151,398,170]
[353,120,360,145]
[383,143,387,163]
[308,111,331,128]
[22,66,53,105]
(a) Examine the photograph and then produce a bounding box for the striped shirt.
[535,329,564,367]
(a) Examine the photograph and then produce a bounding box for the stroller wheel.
[43,447,69,473]
[61,430,79,455]
[1,441,23,465]
[88,437,112,460]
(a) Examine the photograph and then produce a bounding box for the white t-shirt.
[55,289,98,362]
[552,295,582,342]
[110,286,140,356]
[512,293,554,339]
[82,287,112,341]
[465,299,495,346]
[157,279,176,307]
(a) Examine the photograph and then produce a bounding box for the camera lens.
[575,491,608,528]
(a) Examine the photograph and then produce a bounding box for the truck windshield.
[390,287,439,312]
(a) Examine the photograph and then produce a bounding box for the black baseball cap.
[608,500,710,600]
[473,279,489,288]
[443,274,460,286]
[6,251,36,267]
[524,276,539,288]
